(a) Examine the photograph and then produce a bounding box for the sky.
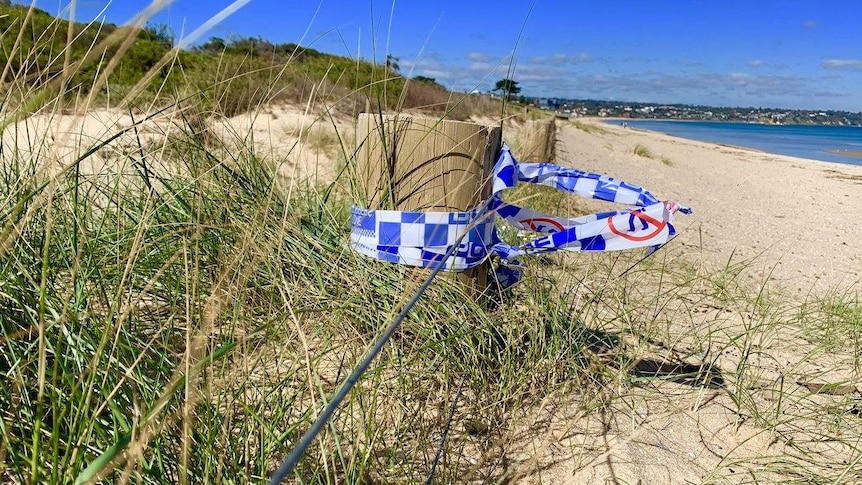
[31,0,862,112]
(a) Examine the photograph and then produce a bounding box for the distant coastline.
[604,117,849,127]
[538,99,862,127]
[602,119,862,167]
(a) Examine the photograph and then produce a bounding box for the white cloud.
[821,58,862,71]
[468,62,493,71]
[802,20,819,28]
[403,53,858,110]
[399,56,504,88]
[421,69,454,80]
[524,70,846,107]
[530,52,593,66]
[465,52,492,62]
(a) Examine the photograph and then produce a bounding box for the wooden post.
[356,113,502,296]
[521,118,556,162]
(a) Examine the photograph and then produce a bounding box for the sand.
[2,104,348,183]
[500,118,862,484]
[559,119,862,294]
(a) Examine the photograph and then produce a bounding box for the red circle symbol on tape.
[519,218,566,233]
[607,211,666,241]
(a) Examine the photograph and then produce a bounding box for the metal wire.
[425,374,467,485]
[267,212,488,484]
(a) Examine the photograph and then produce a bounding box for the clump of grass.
[301,124,341,156]
[570,119,612,135]
[633,144,672,166]
[798,290,861,355]
[633,143,654,158]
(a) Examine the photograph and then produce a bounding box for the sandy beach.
[557,118,862,294]
[7,107,859,483]
[507,118,862,484]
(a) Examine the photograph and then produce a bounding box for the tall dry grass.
[0,3,860,485]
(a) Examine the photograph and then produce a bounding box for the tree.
[385,54,400,74]
[493,78,521,99]
[413,75,441,86]
[197,37,226,54]
[143,22,174,49]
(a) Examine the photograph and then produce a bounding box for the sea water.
[612,120,862,167]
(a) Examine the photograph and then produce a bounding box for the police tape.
[349,143,690,286]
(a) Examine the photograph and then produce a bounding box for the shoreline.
[560,118,862,293]
[597,117,862,168]
[602,116,862,128]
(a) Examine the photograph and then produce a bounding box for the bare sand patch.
[2,104,349,184]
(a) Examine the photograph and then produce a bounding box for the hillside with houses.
[532,98,862,125]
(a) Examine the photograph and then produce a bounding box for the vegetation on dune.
[570,119,612,135]
[631,142,672,165]
[0,3,177,99]
[0,2,505,119]
[0,3,860,484]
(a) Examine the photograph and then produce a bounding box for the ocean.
[610,120,862,167]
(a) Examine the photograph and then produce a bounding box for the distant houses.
[532,100,862,126]
[462,93,859,126]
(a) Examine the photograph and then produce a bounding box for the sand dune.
[1,104,348,183]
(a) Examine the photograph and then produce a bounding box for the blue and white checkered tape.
[349,143,691,285]
[350,206,496,271]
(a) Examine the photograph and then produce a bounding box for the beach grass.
[570,119,612,136]
[4,102,860,482]
[1,4,861,484]
[633,143,654,158]
[631,143,674,166]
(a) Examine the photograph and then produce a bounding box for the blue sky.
[32,0,862,111]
